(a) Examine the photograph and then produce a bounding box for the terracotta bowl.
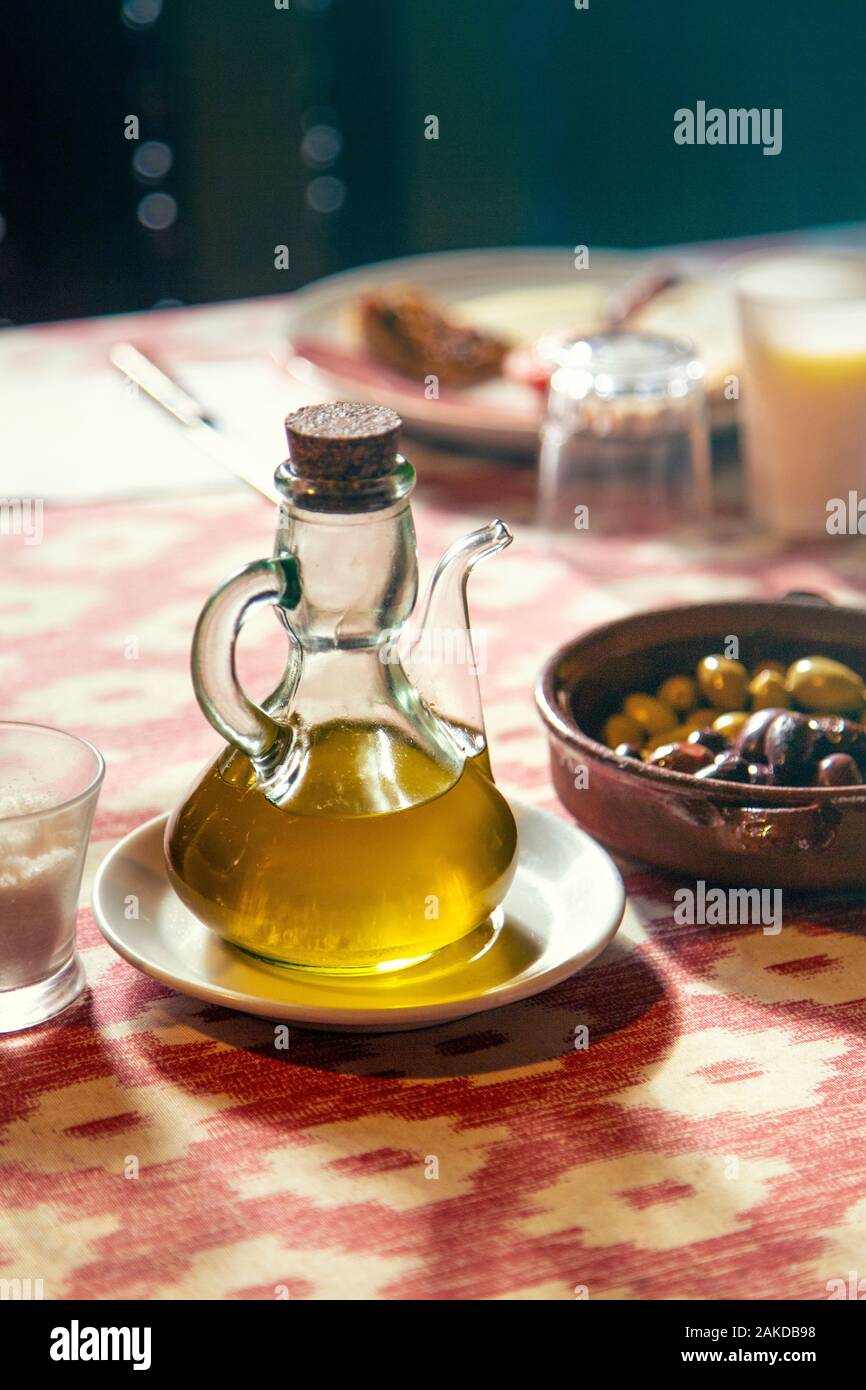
[535,596,866,889]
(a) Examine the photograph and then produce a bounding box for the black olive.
[614,742,643,760]
[811,716,866,771]
[735,707,787,761]
[763,712,821,787]
[815,753,862,787]
[647,742,715,773]
[687,728,728,754]
[747,761,776,786]
[694,753,754,783]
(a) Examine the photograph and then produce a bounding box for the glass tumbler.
[537,333,711,539]
[0,722,104,1033]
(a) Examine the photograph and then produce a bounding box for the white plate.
[91,804,625,1033]
[283,246,635,455]
[282,246,738,454]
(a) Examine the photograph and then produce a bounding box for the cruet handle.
[190,556,302,763]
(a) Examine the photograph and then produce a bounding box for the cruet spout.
[405,520,513,765]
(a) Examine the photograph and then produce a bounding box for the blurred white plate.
[283,247,635,454]
[92,804,625,1033]
[283,246,738,454]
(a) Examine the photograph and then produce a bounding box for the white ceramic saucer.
[91,804,625,1033]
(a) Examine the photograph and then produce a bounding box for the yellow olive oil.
[165,721,518,972]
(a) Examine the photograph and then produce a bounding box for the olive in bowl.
[536,597,866,889]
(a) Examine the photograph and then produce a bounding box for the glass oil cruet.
[165,402,519,973]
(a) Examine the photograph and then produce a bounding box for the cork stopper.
[284,402,402,479]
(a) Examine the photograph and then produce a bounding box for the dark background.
[1,0,863,324]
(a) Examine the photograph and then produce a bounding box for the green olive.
[622,692,677,736]
[656,674,697,714]
[751,659,786,679]
[644,724,692,752]
[785,656,865,714]
[678,707,719,734]
[603,713,644,749]
[712,710,748,739]
[696,655,749,711]
[748,668,791,711]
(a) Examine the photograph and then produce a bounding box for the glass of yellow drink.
[731,250,866,539]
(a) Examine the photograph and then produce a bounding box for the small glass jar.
[537,332,711,539]
[0,722,104,1033]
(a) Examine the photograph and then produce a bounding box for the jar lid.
[284,402,402,479]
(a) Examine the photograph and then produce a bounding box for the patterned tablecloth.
[2,302,866,1302]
